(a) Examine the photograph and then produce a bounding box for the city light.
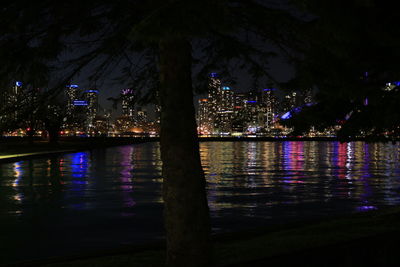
[73,100,88,106]
[85,90,99,93]
[121,88,134,95]
[0,73,349,138]
[281,111,292,120]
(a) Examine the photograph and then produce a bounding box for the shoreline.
[0,137,153,163]
[2,136,400,143]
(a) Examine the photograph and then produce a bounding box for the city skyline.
[3,73,400,139]
[0,73,317,137]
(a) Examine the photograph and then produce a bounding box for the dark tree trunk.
[47,126,60,145]
[159,38,212,267]
[27,128,35,145]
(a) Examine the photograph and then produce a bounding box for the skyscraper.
[207,73,221,133]
[197,98,212,135]
[0,88,9,126]
[12,81,22,96]
[244,99,260,131]
[66,84,79,116]
[262,88,278,130]
[220,86,234,111]
[231,93,247,134]
[242,90,263,133]
[8,81,23,105]
[7,81,24,121]
[136,107,148,125]
[85,88,99,130]
[121,88,135,120]
[217,86,234,133]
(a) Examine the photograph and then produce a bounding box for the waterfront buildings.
[197,98,211,135]
[262,88,278,130]
[196,74,317,137]
[121,88,135,119]
[1,74,321,137]
[66,84,79,116]
[85,88,99,131]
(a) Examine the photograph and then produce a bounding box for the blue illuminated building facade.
[63,84,101,135]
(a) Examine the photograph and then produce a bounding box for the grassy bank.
[11,207,400,267]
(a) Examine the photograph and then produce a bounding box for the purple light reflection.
[357,143,374,211]
[119,146,136,212]
[357,205,377,212]
[282,142,305,184]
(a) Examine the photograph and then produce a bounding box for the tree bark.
[47,125,60,145]
[27,128,35,145]
[159,37,212,267]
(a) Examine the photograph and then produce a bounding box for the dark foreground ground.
[4,207,400,267]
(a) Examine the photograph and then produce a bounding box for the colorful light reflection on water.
[1,141,400,264]
[199,141,400,220]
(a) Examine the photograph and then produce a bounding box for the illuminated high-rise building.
[121,88,135,120]
[66,84,79,116]
[231,93,247,133]
[244,99,260,131]
[217,86,234,133]
[262,88,278,129]
[207,73,221,133]
[207,73,236,134]
[234,93,246,108]
[0,90,9,125]
[13,81,22,96]
[197,98,212,134]
[85,88,99,130]
[136,108,147,124]
[220,86,234,111]
[154,91,161,125]
[7,81,23,105]
[241,90,263,133]
[6,81,24,121]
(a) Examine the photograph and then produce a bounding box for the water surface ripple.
[1,141,400,263]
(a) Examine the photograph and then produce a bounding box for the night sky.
[73,48,295,118]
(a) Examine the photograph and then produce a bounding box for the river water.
[1,141,400,263]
